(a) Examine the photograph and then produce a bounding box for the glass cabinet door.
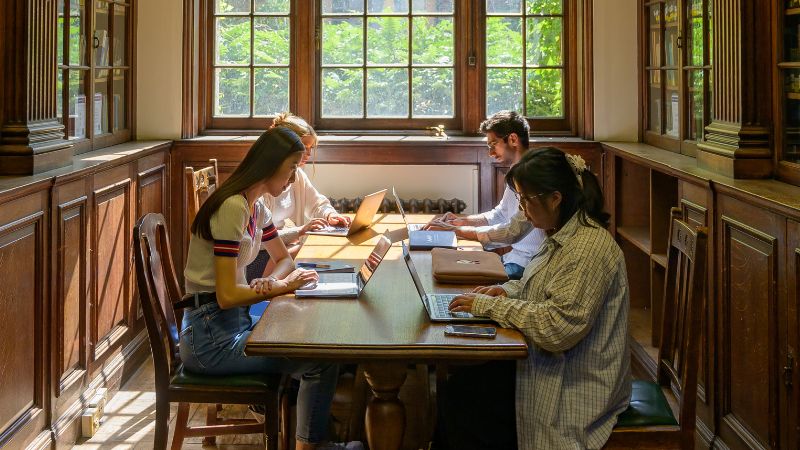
[780,1,800,164]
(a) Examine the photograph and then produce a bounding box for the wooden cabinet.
[786,219,800,450]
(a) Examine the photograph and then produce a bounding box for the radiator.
[329,197,467,214]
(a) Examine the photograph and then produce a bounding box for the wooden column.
[0,0,72,175]
[696,0,773,178]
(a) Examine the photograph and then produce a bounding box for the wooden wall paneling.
[89,165,133,373]
[136,152,169,321]
[717,194,784,450]
[679,180,716,445]
[0,190,50,449]
[786,219,799,450]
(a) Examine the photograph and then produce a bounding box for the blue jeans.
[179,302,338,444]
[504,262,525,280]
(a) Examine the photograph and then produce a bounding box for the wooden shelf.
[652,253,668,268]
[617,226,652,254]
[787,7,800,16]
[787,92,800,100]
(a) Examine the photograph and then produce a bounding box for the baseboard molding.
[50,329,149,448]
[695,417,715,449]
[25,430,53,450]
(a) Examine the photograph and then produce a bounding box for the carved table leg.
[363,363,408,450]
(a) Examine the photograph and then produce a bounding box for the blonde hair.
[271,112,317,140]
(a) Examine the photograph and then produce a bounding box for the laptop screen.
[358,235,392,287]
[392,187,409,226]
[401,241,428,298]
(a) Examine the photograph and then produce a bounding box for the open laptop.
[402,242,493,322]
[295,235,392,298]
[393,187,457,251]
[307,189,387,237]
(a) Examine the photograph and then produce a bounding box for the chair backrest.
[657,207,708,435]
[185,159,219,243]
[134,213,184,389]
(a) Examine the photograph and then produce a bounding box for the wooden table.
[245,214,528,450]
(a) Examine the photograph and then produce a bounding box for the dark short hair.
[479,110,530,148]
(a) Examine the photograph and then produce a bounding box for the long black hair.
[191,127,305,240]
[506,147,610,229]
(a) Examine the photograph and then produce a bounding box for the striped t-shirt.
[184,194,279,294]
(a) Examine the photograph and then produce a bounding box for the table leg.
[363,363,408,450]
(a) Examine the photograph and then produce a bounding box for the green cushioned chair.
[605,210,708,450]
[135,213,290,450]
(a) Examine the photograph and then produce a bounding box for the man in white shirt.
[425,110,545,279]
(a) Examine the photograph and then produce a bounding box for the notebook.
[431,247,509,284]
[295,235,392,298]
[307,189,387,237]
[402,242,493,323]
[392,187,457,251]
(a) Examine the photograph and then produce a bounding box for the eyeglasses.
[486,135,508,150]
[516,192,547,210]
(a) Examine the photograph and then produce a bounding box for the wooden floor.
[73,358,264,449]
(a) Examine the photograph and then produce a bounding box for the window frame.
[197,0,581,136]
[57,0,135,154]
[640,0,712,156]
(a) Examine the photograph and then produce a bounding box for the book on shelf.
[93,93,104,135]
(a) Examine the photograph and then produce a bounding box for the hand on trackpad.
[297,280,318,290]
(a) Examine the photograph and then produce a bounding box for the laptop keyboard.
[429,294,471,318]
[319,272,356,283]
[320,225,349,233]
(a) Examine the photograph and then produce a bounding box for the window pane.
[687,0,703,66]
[526,0,561,15]
[254,68,289,116]
[665,69,679,137]
[95,0,109,66]
[68,70,87,139]
[412,0,453,13]
[367,17,408,65]
[486,0,522,14]
[367,68,408,117]
[526,17,561,67]
[486,17,522,65]
[412,68,453,117]
[94,69,109,135]
[412,17,453,65]
[216,0,250,14]
[58,1,65,64]
[112,69,126,131]
[112,4,126,66]
[687,70,704,141]
[526,68,562,117]
[215,68,250,116]
[254,0,289,13]
[321,68,364,117]
[254,17,290,64]
[648,5,660,67]
[216,17,251,65]
[69,0,86,66]
[322,18,364,65]
[648,70,661,132]
[487,68,523,115]
[322,0,364,14]
[369,0,408,14]
[664,0,678,66]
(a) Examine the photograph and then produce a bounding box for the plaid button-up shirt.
[472,213,631,449]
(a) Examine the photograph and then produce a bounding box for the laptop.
[392,187,457,251]
[295,235,392,298]
[402,242,493,323]
[307,189,387,237]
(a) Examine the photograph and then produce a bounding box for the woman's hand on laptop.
[326,213,351,227]
[301,218,329,235]
[472,285,507,297]
[283,268,319,291]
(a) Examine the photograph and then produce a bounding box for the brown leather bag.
[431,248,509,284]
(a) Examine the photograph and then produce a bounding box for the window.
[57,0,133,153]
[200,0,580,134]
[643,0,712,155]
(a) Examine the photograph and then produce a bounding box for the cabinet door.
[787,219,800,450]
[717,194,785,450]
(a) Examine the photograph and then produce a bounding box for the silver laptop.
[401,242,493,323]
[295,235,392,298]
[392,186,424,231]
[393,187,457,251]
[307,189,387,236]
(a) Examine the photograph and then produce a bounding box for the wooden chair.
[605,208,708,449]
[185,158,219,243]
[133,213,289,450]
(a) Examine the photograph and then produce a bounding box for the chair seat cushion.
[616,380,678,427]
[171,365,281,389]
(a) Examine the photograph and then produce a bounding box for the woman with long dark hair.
[182,127,361,450]
[440,147,631,450]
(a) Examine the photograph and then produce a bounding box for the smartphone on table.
[444,325,497,339]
